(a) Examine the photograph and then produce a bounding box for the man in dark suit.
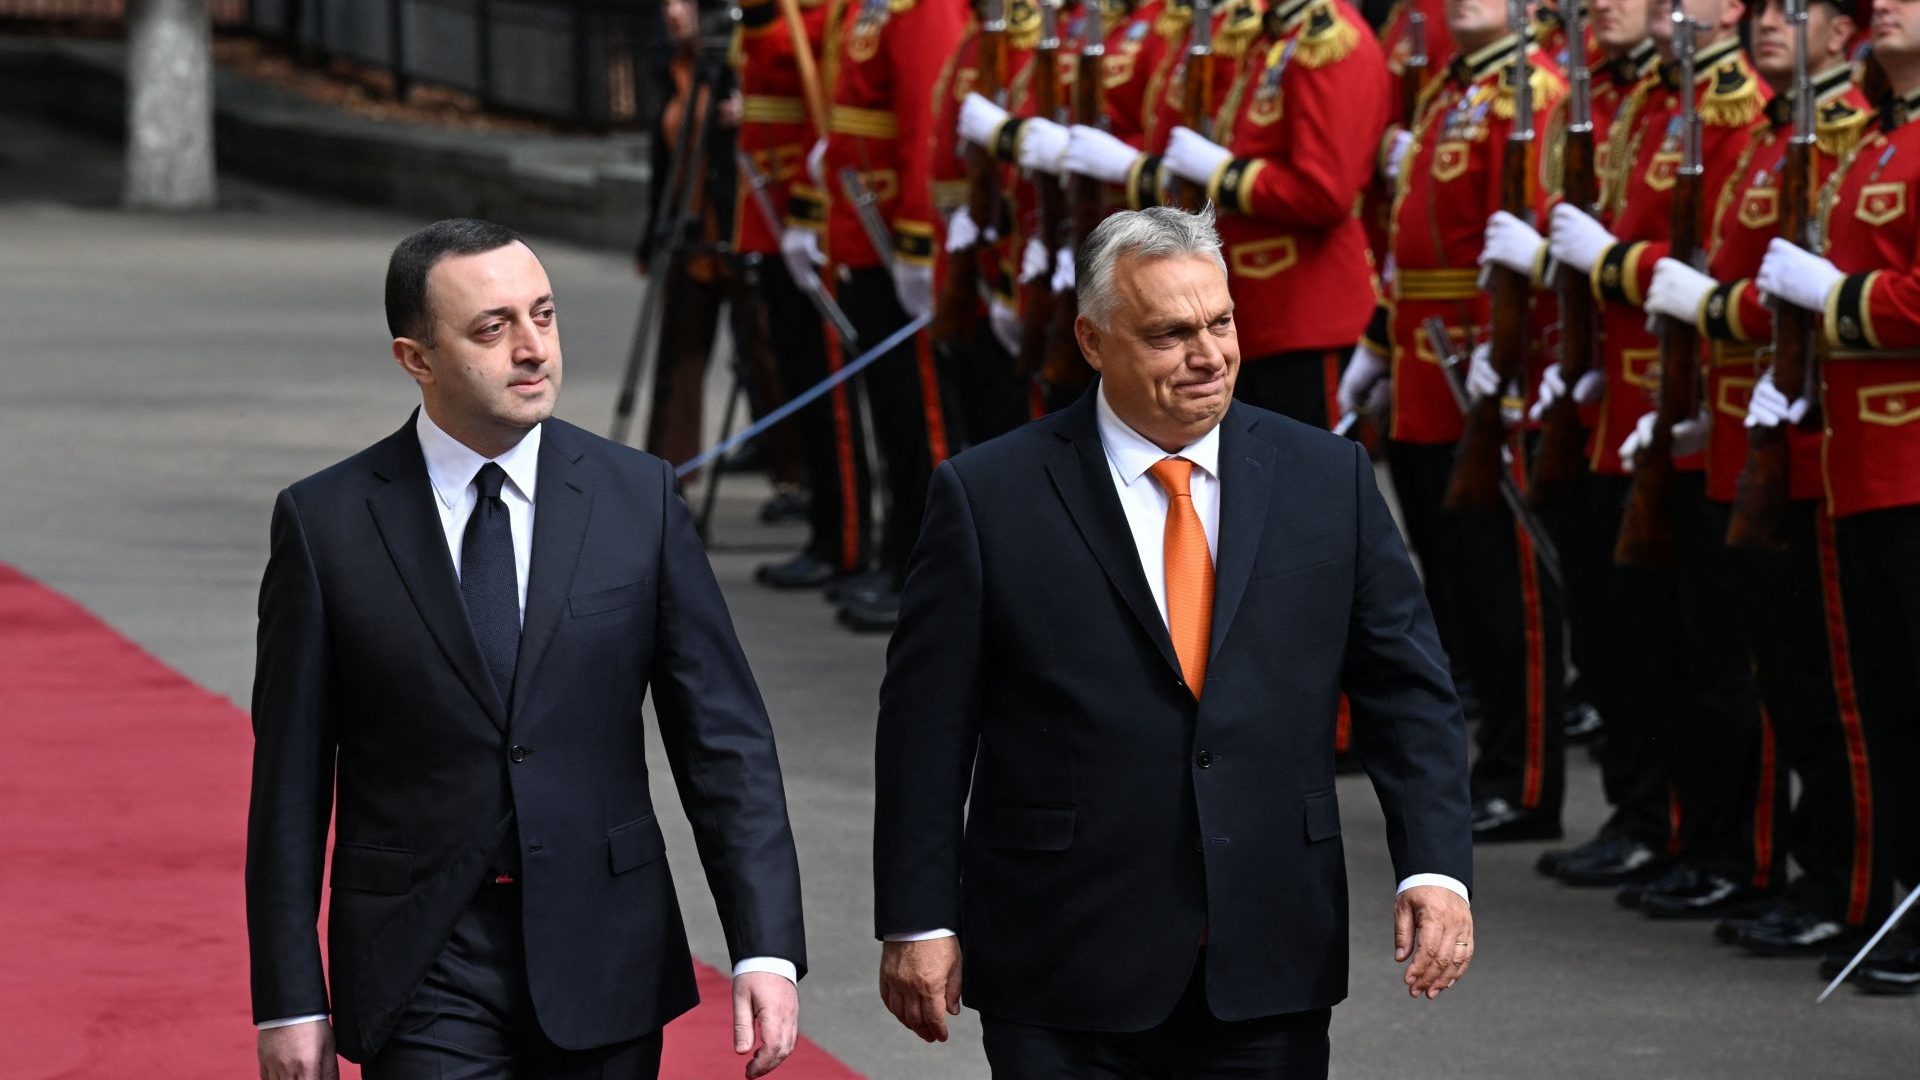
[248,219,806,1080]
[872,206,1475,1078]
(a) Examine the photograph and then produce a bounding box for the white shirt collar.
[1095,380,1223,486]
[415,408,542,508]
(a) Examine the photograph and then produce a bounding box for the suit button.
[510,745,529,763]
[1196,751,1214,769]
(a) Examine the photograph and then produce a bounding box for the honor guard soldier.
[745,0,878,594]
[1338,0,1569,841]
[1755,0,1920,992]
[1640,0,1876,958]
[1480,0,1662,887]
[1543,0,1774,915]
[1158,0,1391,426]
[815,0,967,631]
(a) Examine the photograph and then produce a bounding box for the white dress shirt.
[259,412,790,1031]
[885,387,1465,946]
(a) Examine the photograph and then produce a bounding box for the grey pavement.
[1,111,1912,1079]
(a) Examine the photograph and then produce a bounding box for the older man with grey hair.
[870,206,1477,1078]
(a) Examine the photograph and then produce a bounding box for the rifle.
[1170,0,1215,211]
[1527,0,1596,508]
[1017,0,1068,374]
[1614,0,1702,565]
[1726,0,1816,550]
[1446,0,1535,509]
[1401,10,1429,124]
[932,0,1009,343]
[1428,318,1567,589]
[1042,0,1106,395]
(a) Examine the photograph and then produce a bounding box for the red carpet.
[0,564,862,1079]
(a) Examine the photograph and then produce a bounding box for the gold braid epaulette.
[1492,63,1563,121]
[887,0,916,11]
[1214,0,1266,60]
[1155,0,1194,41]
[1008,0,1042,51]
[1817,98,1872,159]
[1701,58,1764,128]
[1294,0,1357,69]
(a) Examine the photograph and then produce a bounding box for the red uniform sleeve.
[888,0,969,255]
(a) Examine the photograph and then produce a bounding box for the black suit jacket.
[872,389,1470,1031]
[246,415,805,1061]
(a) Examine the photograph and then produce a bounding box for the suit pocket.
[1254,557,1337,583]
[608,814,667,874]
[987,807,1076,851]
[330,842,413,894]
[1303,792,1341,843]
[571,580,648,618]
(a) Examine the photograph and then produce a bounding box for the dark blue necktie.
[462,462,519,709]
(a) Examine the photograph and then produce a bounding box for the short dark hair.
[385,218,526,344]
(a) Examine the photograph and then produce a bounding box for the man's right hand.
[258,1019,336,1080]
[878,937,962,1043]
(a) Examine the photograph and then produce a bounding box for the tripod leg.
[697,370,749,542]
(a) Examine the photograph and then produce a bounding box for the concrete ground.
[1,111,1912,1079]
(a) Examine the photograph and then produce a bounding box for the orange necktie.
[1148,457,1214,699]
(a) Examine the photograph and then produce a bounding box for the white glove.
[806,138,827,189]
[1018,117,1071,175]
[1053,246,1076,294]
[958,92,1010,150]
[1757,237,1845,313]
[893,261,935,322]
[945,206,980,254]
[1065,124,1142,185]
[1164,125,1234,185]
[1527,361,1605,422]
[1617,410,1706,471]
[779,226,825,284]
[1745,370,1811,429]
[1383,128,1415,183]
[1466,341,1501,402]
[1339,340,1392,414]
[1020,236,1050,284]
[989,297,1023,354]
[1480,210,1546,276]
[1549,203,1618,274]
[1646,257,1717,324]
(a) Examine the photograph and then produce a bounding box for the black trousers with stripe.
[1835,504,1920,903]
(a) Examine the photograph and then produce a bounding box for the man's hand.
[257,1019,337,1080]
[733,971,800,1079]
[879,937,963,1042]
[1394,885,1473,1001]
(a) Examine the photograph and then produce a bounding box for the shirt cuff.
[1397,874,1470,905]
[732,957,798,984]
[257,1014,329,1030]
[882,928,958,941]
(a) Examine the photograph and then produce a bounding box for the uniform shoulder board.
[1295,0,1359,69]
[1817,98,1872,158]
[1702,59,1764,128]
[887,0,916,13]
[1007,0,1042,49]
[1156,0,1194,41]
[1215,0,1267,59]
[1492,63,1563,121]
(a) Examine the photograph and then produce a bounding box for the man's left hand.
[1395,884,1473,1000]
[733,971,799,1078]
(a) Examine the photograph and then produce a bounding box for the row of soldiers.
[715,0,1920,991]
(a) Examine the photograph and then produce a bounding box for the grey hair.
[1075,205,1228,329]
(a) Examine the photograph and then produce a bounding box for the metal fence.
[249,0,659,126]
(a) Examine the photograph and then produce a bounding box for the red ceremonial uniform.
[821,0,968,270]
[1369,35,1567,445]
[1698,65,1871,503]
[1817,84,1920,518]
[1100,0,1174,146]
[735,0,830,257]
[1379,0,1455,126]
[1587,34,1769,475]
[1135,0,1258,170]
[1205,0,1387,356]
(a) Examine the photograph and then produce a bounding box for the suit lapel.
[510,422,593,722]
[1208,404,1276,666]
[364,417,507,731]
[1044,392,1183,678]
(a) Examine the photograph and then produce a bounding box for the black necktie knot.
[474,461,508,501]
